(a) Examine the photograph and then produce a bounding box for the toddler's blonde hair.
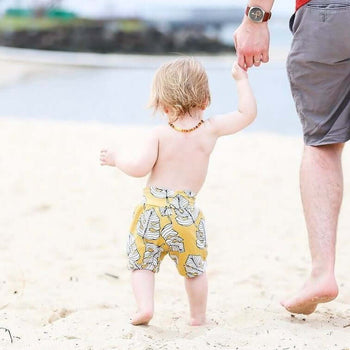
[148,57,211,121]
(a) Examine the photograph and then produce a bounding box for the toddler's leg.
[131,270,155,325]
[184,273,208,326]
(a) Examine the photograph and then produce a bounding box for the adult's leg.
[185,272,208,326]
[131,270,155,325]
[281,143,344,314]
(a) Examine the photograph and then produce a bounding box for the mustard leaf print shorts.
[127,187,208,278]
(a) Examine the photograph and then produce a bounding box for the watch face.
[249,7,264,22]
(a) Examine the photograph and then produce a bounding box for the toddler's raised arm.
[208,62,257,137]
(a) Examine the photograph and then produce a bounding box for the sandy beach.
[1,60,350,350]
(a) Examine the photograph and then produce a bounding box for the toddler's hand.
[100,148,116,166]
[232,61,248,81]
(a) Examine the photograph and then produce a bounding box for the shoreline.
[0,45,289,69]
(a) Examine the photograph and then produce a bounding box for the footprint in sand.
[48,308,74,323]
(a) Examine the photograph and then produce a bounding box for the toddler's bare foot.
[130,311,153,326]
[189,316,206,326]
[281,274,338,315]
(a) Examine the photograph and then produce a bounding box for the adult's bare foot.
[281,275,338,315]
[130,310,153,326]
[189,316,206,326]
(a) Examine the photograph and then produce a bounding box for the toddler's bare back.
[147,121,217,193]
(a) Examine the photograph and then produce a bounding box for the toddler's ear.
[202,98,209,110]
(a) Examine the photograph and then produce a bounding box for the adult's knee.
[306,143,344,163]
[322,143,344,154]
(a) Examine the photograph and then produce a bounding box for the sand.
[1,60,350,350]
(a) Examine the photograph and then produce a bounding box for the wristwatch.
[246,6,272,22]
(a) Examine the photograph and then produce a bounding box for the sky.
[62,1,294,17]
[0,1,294,17]
[131,1,294,14]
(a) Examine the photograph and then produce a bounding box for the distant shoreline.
[0,46,236,69]
[0,45,289,69]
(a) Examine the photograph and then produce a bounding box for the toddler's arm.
[100,129,158,177]
[208,62,257,136]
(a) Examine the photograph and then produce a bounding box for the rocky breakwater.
[0,17,233,54]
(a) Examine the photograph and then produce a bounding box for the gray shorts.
[287,0,350,146]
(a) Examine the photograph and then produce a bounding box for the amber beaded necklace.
[168,119,204,133]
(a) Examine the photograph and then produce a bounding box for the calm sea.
[0,18,301,136]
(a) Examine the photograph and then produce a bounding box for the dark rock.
[0,22,233,54]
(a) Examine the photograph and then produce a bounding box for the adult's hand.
[233,18,270,70]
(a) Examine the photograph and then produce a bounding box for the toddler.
[100,57,256,326]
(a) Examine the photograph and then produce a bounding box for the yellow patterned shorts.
[127,187,208,278]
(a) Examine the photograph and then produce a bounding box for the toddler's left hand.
[100,148,116,166]
[232,61,248,81]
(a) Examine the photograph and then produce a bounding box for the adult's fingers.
[253,55,262,67]
[236,53,247,71]
[261,50,269,63]
[245,54,254,69]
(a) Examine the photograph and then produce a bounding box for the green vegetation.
[0,14,144,32]
[118,19,144,32]
[0,16,86,31]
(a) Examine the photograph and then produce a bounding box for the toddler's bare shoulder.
[203,117,218,134]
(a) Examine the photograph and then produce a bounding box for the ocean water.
[0,21,301,136]
[0,60,300,136]
[0,59,301,136]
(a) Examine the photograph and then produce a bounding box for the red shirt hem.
[296,0,311,11]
